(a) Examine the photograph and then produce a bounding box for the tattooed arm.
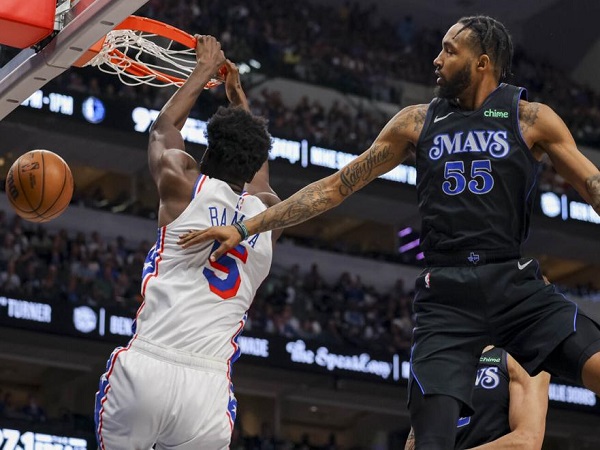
[520,101,600,214]
[178,104,427,259]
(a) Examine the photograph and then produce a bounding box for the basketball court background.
[0,0,599,448]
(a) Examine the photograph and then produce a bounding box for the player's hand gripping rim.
[178,226,241,261]
[194,34,226,73]
[223,59,248,109]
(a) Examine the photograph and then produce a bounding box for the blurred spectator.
[22,394,46,423]
[324,433,340,450]
[397,15,415,53]
[230,425,247,450]
[248,421,277,450]
[38,264,62,301]
[0,258,21,294]
[1,391,17,419]
[303,263,326,294]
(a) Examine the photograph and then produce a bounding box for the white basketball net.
[84,29,221,88]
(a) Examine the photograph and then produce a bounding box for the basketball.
[5,149,74,223]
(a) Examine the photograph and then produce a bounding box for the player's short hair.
[201,106,271,183]
[456,15,513,81]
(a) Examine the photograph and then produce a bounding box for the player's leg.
[491,259,581,377]
[541,314,600,394]
[409,389,461,449]
[409,267,487,449]
[154,366,234,450]
[498,262,600,395]
[95,348,163,450]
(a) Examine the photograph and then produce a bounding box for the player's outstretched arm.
[178,105,427,260]
[468,355,550,450]
[525,101,600,215]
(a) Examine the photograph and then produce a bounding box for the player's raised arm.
[523,101,600,214]
[147,35,225,227]
[178,104,427,259]
[223,59,282,241]
[148,35,225,184]
[223,59,250,112]
[222,59,277,203]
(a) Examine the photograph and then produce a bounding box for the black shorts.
[409,257,578,416]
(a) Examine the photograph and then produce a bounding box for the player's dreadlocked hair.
[456,15,513,81]
[201,106,271,183]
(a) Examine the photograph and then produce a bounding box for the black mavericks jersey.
[416,84,541,259]
[455,347,510,450]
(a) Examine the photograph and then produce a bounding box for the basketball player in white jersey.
[94,35,282,450]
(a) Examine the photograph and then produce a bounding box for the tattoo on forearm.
[339,145,392,196]
[250,144,394,232]
[520,102,540,134]
[586,174,600,212]
[255,182,334,231]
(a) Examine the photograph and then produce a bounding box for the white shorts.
[94,336,235,450]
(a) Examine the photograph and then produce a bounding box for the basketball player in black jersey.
[178,15,600,449]
[404,347,550,449]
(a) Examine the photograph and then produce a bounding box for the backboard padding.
[0,0,149,121]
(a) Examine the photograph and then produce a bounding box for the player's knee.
[409,391,460,449]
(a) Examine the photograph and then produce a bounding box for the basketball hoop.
[73,16,226,88]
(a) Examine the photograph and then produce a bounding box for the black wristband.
[233,221,249,240]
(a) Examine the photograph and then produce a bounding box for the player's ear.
[477,54,490,71]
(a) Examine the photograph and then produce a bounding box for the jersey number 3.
[442,160,494,195]
[203,241,248,299]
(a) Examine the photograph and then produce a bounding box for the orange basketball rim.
[74,16,226,88]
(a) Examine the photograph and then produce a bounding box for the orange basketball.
[5,150,74,223]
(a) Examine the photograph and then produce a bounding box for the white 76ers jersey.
[136,174,272,362]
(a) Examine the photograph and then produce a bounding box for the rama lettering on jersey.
[208,206,262,248]
[208,206,245,226]
[429,131,510,160]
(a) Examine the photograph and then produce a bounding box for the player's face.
[433,23,479,98]
[434,60,471,99]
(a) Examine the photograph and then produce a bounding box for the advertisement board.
[0,426,90,450]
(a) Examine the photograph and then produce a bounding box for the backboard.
[0,0,149,121]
